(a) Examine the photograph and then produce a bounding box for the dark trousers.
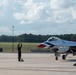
[18,49,21,61]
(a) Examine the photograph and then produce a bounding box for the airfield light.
[12,26,14,52]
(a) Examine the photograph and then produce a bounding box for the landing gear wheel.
[62,55,66,60]
[55,57,58,60]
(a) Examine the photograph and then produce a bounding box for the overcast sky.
[0,0,76,35]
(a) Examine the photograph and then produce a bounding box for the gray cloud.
[0,0,76,35]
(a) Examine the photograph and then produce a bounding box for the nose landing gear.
[55,52,60,60]
[55,57,58,60]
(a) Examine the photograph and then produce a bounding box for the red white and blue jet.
[38,37,76,60]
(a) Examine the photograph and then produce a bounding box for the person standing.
[17,42,22,61]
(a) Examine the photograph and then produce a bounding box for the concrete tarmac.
[0,53,76,75]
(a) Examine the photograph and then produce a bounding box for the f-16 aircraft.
[38,37,76,60]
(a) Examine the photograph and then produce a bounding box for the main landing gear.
[62,55,66,60]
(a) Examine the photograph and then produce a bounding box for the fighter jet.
[38,37,76,60]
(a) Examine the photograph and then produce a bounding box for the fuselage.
[38,37,76,60]
[38,37,76,53]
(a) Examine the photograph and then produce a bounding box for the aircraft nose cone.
[37,44,46,48]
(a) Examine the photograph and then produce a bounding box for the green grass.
[0,42,39,53]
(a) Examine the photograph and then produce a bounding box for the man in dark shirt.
[17,42,22,61]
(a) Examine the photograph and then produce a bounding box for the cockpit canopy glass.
[47,37,60,41]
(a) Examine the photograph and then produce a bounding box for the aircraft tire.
[62,55,66,60]
[55,57,58,60]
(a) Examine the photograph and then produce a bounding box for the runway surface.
[0,53,76,75]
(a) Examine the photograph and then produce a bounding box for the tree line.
[0,33,76,42]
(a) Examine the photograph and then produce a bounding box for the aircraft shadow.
[66,59,76,62]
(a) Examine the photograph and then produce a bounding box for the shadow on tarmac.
[66,59,76,62]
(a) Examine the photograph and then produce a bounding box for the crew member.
[17,42,22,61]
